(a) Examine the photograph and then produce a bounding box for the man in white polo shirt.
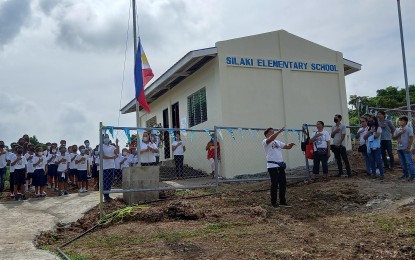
[102,134,119,202]
[263,127,295,208]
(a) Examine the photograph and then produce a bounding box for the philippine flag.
[134,38,154,112]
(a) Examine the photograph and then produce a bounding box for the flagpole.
[132,0,141,163]
[132,0,140,129]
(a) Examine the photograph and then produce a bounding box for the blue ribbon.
[227,128,236,140]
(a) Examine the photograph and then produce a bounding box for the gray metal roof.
[121,48,361,114]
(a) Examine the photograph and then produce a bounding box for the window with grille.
[187,87,207,127]
[146,116,157,128]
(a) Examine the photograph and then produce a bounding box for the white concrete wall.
[215,30,351,178]
[139,58,221,174]
[138,30,353,179]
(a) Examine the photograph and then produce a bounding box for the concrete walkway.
[0,192,100,260]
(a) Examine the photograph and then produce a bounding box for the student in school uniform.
[91,149,100,190]
[33,146,47,198]
[24,144,35,192]
[128,147,138,166]
[69,145,78,187]
[76,145,90,193]
[119,148,130,183]
[56,146,70,196]
[46,144,58,190]
[0,140,8,193]
[10,145,28,200]
[84,140,92,156]
[7,143,17,197]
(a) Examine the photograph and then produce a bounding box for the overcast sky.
[0,0,414,147]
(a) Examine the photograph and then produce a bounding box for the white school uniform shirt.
[102,145,116,170]
[140,142,157,163]
[128,154,138,166]
[76,154,89,171]
[172,140,185,155]
[69,152,78,169]
[120,154,130,169]
[56,154,70,172]
[7,152,15,173]
[33,155,47,170]
[94,155,100,166]
[47,153,57,165]
[0,150,7,168]
[262,139,286,168]
[25,152,35,173]
[10,154,27,170]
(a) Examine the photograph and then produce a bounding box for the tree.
[348,85,415,125]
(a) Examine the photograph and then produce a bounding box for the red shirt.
[206,141,220,159]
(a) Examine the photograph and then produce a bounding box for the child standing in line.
[46,144,58,190]
[7,143,17,197]
[76,145,90,193]
[91,149,99,190]
[24,144,35,192]
[56,146,70,196]
[10,145,28,200]
[32,147,47,198]
[69,145,78,187]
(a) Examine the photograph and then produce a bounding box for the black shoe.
[271,203,279,208]
[347,175,352,178]
[335,174,342,177]
[104,197,113,203]
[379,176,385,181]
[279,203,292,208]
[21,195,27,200]
[408,177,414,182]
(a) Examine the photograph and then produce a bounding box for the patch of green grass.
[66,251,90,260]
[175,189,193,195]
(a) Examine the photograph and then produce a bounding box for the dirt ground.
[35,152,415,260]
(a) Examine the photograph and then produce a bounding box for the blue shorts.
[69,168,78,177]
[47,164,58,177]
[77,170,88,181]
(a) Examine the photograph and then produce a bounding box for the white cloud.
[0,0,414,146]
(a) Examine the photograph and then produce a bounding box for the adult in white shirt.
[140,132,158,166]
[309,121,331,180]
[355,116,371,175]
[262,127,295,208]
[172,133,186,179]
[0,140,8,192]
[102,134,119,202]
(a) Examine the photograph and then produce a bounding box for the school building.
[121,30,361,178]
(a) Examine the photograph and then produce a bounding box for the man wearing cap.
[263,127,295,208]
